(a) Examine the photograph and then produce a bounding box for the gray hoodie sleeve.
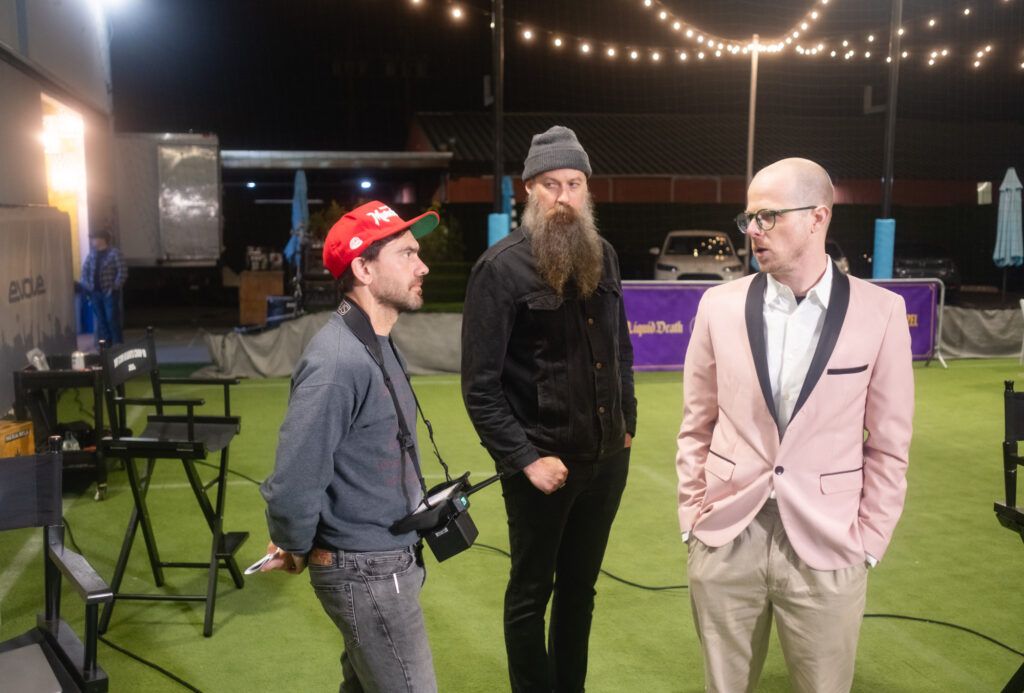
[260,369,353,554]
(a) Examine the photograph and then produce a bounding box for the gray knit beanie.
[521,126,592,181]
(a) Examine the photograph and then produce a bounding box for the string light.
[429,0,1024,73]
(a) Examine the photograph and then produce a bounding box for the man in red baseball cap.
[261,200,440,692]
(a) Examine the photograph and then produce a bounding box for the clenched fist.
[523,456,569,494]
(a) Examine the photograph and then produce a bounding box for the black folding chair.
[98,328,248,637]
[0,437,112,692]
[994,380,1024,693]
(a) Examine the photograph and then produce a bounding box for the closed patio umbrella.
[995,167,1023,300]
[283,169,308,265]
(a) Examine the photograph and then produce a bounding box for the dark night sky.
[108,0,1024,151]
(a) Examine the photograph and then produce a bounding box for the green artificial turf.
[1,360,1023,692]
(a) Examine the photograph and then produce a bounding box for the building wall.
[0,60,48,205]
[0,0,114,232]
[22,0,111,114]
[0,1,18,52]
[443,174,977,208]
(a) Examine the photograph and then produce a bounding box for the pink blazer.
[676,267,914,570]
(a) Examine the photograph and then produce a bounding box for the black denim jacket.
[461,228,637,473]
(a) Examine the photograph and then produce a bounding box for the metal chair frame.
[97,328,248,637]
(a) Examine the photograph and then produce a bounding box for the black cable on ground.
[68,477,1024,671]
[474,542,687,591]
[863,613,1024,658]
[62,515,83,555]
[61,517,206,691]
[194,459,264,486]
[98,635,204,693]
[474,542,1024,655]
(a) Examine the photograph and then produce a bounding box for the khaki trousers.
[687,500,867,693]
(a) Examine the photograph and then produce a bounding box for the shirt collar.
[764,257,833,309]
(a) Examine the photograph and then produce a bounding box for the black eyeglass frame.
[734,205,818,234]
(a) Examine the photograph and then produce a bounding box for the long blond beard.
[522,193,604,297]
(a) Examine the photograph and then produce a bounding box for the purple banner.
[872,280,940,361]
[621,281,713,371]
[622,278,940,371]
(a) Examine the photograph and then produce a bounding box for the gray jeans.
[309,545,437,693]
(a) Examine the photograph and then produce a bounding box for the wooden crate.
[239,270,284,325]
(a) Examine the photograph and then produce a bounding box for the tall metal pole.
[744,34,759,271]
[881,0,903,217]
[492,0,504,212]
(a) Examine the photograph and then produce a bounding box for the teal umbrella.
[283,169,308,263]
[995,167,1023,299]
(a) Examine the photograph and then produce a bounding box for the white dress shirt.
[764,258,833,438]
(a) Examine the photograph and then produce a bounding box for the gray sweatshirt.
[260,313,422,553]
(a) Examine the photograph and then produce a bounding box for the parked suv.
[893,243,961,292]
[826,240,850,274]
[650,230,746,281]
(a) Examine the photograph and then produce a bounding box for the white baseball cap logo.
[366,206,398,227]
[349,237,363,250]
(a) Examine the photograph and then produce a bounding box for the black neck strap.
[336,299,451,502]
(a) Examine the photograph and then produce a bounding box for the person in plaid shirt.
[80,228,128,344]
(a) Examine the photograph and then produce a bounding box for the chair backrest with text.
[100,328,163,436]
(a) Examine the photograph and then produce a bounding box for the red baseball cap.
[323,201,439,278]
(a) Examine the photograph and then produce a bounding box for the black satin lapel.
[744,273,778,429]
[792,264,851,420]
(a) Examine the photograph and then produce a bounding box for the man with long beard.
[461,126,637,693]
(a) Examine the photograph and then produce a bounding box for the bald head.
[751,158,834,210]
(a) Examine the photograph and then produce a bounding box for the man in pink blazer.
[677,158,914,693]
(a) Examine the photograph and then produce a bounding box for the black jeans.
[501,447,630,693]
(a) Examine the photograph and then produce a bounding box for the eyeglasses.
[734,206,817,234]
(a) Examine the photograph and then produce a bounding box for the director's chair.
[0,437,112,692]
[994,380,1024,693]
[97,328,248,637]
